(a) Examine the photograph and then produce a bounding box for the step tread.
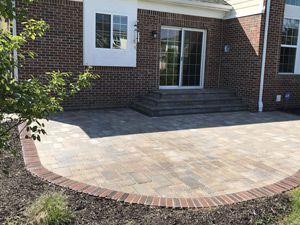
[142,95,242,103]
[152,89,235,95]
[134,102,247,111]
[132,103,248,117]
[156,107,248,116]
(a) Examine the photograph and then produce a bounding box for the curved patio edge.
[19,125,300,209]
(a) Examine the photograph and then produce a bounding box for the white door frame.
[159,26,207,90]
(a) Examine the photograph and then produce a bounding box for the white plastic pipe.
[258,0,271,112]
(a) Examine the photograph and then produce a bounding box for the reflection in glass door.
[159,27,206,89]
[181,31,203,87]
[160,29,182,87]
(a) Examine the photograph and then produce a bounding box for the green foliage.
[26,192,74,225]
[280,188,300,225]
[0,1,99,152]
[0,0,34,21]
[0,0,18,20]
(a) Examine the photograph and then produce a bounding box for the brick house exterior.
[17,0,300,112]
[263,0,300,111]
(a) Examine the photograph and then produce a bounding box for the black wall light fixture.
[152,30,158,39]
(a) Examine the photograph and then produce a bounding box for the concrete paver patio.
[35,109,300,199]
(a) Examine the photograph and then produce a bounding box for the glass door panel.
[159,28,205,88]
[160,28,182,86]
[181,30,203,87]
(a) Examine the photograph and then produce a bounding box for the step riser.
[132,89,248,117]
[156,107,248,116]
[152,89,236,95]
[133,104,247,117]
[140,99,243,107]
[150,93,236,99]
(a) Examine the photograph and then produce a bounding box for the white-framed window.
[84,0,137,67]
[286,0,300,6]
[279,18,299,73]
[95,13,128,50]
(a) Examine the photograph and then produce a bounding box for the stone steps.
[140,96,242,107]
[132,89,248,117]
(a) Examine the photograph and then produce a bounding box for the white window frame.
[279,17,300,74]
[159,26,207,89]
[95,12,129,50]
[280,4,300,75]
[84,0,137,67]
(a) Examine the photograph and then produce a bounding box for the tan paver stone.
[35,109,300,198]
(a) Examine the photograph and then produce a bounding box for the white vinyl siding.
[224,0,264,19]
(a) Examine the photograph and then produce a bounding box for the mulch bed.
[0,126,292,225]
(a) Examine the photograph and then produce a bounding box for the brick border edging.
[19,125,300,209]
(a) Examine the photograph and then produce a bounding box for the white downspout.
[12,0,19,81]
[258,0,271,112]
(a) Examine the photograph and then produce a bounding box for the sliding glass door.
[160,27,206,89]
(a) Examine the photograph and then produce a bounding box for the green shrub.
[0,0,99,153]
[26,192,74,225]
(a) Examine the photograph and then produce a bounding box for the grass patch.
[280,188,300,225]
[4,216,23,225]
[26,192,74,225]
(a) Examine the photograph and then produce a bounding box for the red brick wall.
[218,0,300,112]
[17,0,223,109]
[220,14,265,111]
[263,0,300,110]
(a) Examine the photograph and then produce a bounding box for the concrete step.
[131,89,248,117]
[132,102,248,117]
[151,89,236,99]
[152,89,235,95]
[140,96,243,107]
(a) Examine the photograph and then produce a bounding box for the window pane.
[121,16,128,25]
[286,0,300,6]
[279,47,297,73]
[159,29,181,86]
[113,15,128,49]
[282,18,299,45]
[113,15,120,24]
[96,14,111,48]
[182,31,203,86]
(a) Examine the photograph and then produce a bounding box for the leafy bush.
[0,0,99,152]
[26,192,74,225]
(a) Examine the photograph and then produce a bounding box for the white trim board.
[57,0,268,19]
[67,0,232,19]
[138,0,230,19]
[224,0,265,19]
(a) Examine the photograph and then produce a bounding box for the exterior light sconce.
[224,44,231,53]
[134,22,140,44]
[152,30,158,39]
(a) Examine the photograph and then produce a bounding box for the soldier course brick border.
[19,124,300,209]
